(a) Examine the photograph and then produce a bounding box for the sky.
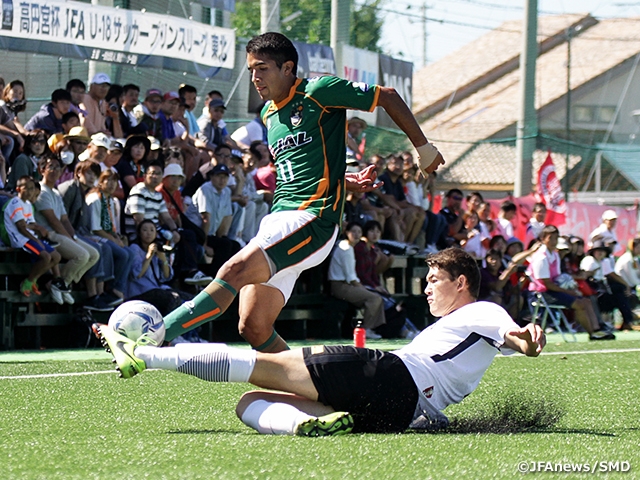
[377,0,640,68]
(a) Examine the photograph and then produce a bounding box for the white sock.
[240,400,313,435]
[135,344,256,382]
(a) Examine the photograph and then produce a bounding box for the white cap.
[90,132,111,149]
[602,209,618,221]
[90,72,111,85]
[163,163,185,178]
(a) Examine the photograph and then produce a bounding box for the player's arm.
[503,323,546,357]
[376,86,444,176]
[15,219,43,246]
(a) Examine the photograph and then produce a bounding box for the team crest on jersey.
[290,104,304,127]
[423,386,434,398]
[183,301,195,315]
[353,82,370,92]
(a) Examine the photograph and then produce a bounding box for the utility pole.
[514,0,538,197]
[421,2,428,67]
[331,0,351,76]
[261,0,280,33]
[564,27,572,194]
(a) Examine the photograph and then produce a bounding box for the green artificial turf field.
[2,332,639,479]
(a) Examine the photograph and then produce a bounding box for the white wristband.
[416,142,440,177]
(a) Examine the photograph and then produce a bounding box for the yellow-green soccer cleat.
[295,411,354,437]
[98,325,147,379]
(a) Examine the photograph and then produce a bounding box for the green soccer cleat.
[98,325,147,379]
[295,411,354,437]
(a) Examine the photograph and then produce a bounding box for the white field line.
[499,347,640,358]
[1,348,640,380]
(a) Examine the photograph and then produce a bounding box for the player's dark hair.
[362,220,382,236]
[426,247,481,299]
[246,32,298,76]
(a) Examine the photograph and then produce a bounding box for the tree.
[232,0,385,52]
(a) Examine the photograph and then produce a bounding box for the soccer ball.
[108,300,166,345]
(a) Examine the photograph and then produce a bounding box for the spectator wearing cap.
[158,91,180,142]
[588,210,618,248]
[79,73,111,135]
[196,90,228,134]
[581,239,635,331]
[437,188,467,248]
[188,163,240,274]
[58,126,91,185]
[135,89,164,139]
[346,117,367,162]
[146,136,161,163]
[79,133,111,164]
[196,98,237,151]
[24,89,72,135]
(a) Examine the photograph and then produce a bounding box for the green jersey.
[262,76,379,225]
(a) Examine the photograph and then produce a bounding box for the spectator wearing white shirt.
[525,202,546,246]
[327,222,385,339]
[496,200,516,239]
[588,210,618,248]
[615,237,640,290]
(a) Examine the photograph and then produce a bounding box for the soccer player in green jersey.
[101,32,445,353]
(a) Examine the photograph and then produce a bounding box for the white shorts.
[248,210,338,302]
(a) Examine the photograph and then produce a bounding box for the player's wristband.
[416,142,440,177]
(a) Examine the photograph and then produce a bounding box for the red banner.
[536,152,566,226]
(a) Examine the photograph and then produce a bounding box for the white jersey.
[3,196,35,248]
[392,301,517,412]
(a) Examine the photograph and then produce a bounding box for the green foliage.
[232,0,385,52]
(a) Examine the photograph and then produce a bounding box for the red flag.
[536,152,566,226]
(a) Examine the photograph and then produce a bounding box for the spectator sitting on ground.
[588,209,618,247]
[1,175,61,297]
[24,89,72,135]
[527,225,613,340]
[525,202,546,246]
[327,222,385,339]
[496,200,517,239]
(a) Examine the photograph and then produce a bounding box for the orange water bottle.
[353,321,366,348]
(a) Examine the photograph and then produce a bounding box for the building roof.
[437,143,581,190]
[413,14,597,119]
[418,16,640,184]
[597,143,640,190]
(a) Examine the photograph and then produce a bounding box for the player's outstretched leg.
[98,325,147,379]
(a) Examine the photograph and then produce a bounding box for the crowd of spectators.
[0,73,637,343]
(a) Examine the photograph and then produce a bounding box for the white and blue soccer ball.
[108,300,166,345]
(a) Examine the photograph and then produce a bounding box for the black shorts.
[303,345,418,433]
